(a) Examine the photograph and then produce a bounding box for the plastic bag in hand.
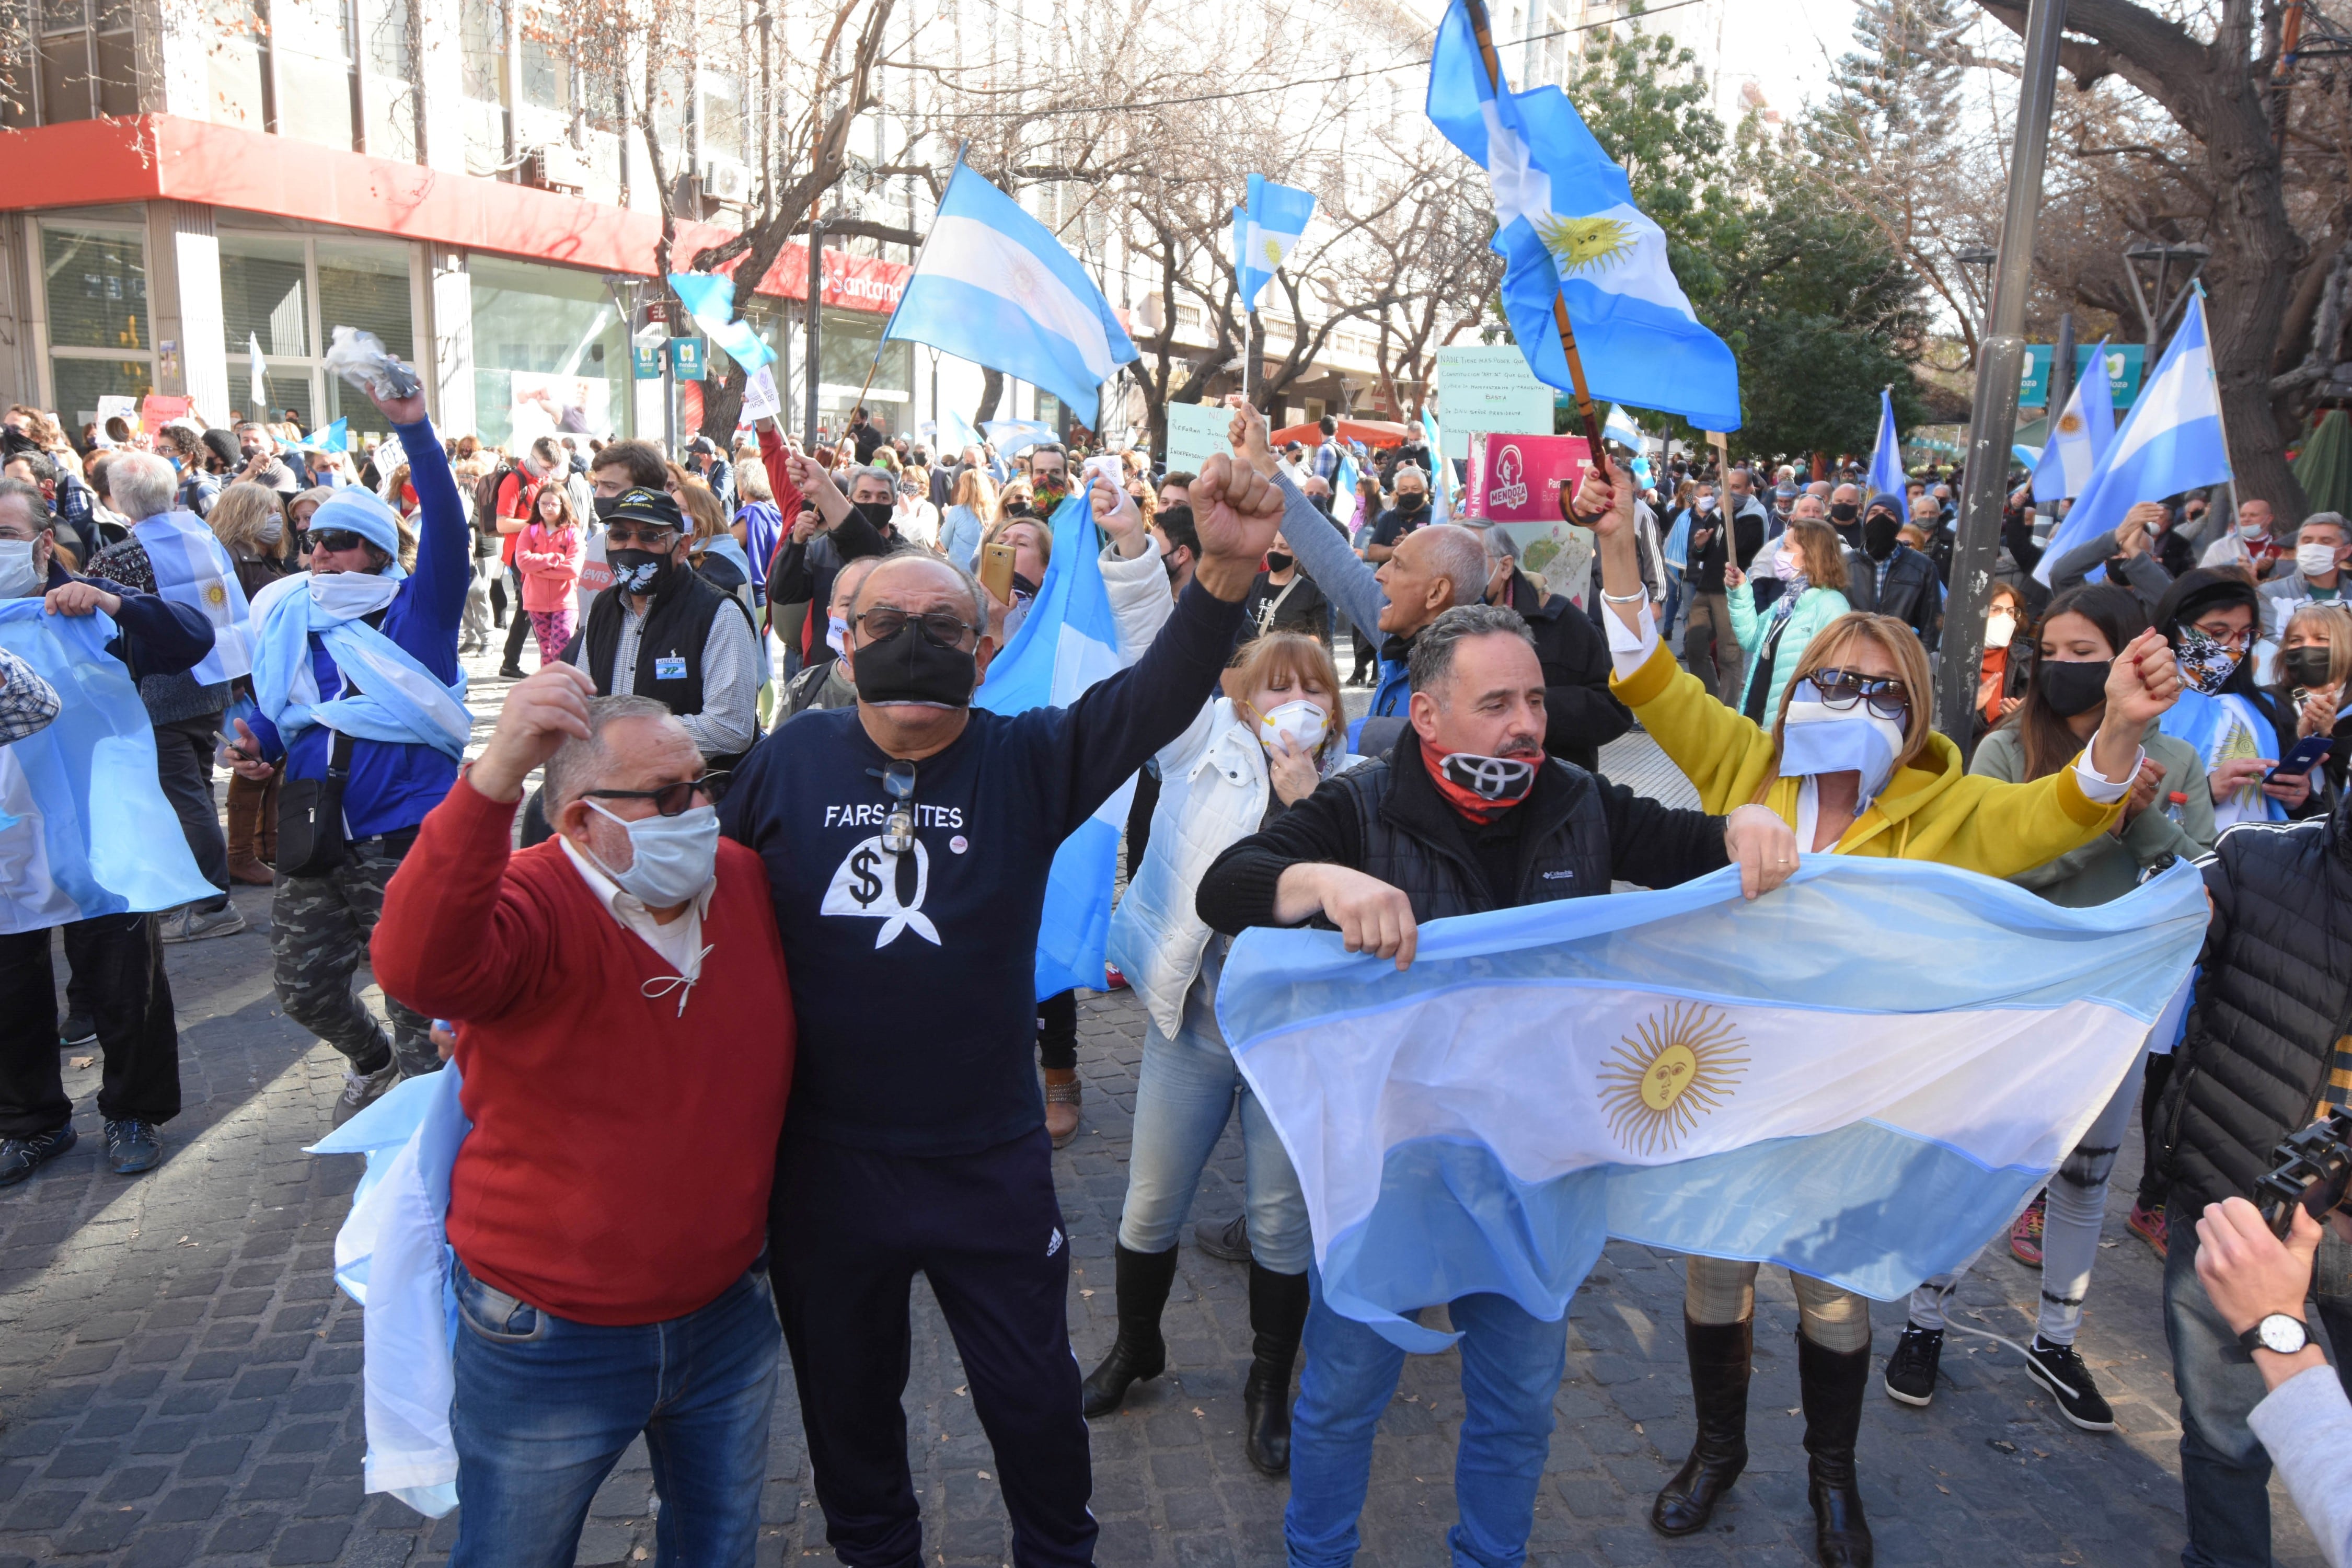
[324,325,423,401]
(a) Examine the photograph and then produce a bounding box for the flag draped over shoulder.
[0,602,218,935]
[133,513,252,683]
[1217,856,2207,1352]
[1425,0,1739,432]
[974,491,1131,1000]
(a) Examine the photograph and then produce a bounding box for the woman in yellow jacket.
[1577,459,2182,1568]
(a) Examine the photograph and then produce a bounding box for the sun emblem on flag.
[2057,411,2084,436]
[203,582,228,607]
[1596,1001,1749,1156]
[1008,261,1039,302]
[1534,213,1636,277]
[1262,236,1285,268]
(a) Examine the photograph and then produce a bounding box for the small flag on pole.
[2031,342,2116,505]
[1867,389,1905,501]
[249,334,268,412]
[1236,175,1317,313]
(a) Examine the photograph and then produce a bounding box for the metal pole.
[2049,310,2076,429]
[803,219,826,448]
[1935,0,2070,762]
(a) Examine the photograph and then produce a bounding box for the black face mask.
[1830,502,1858,524]
[1265,551,1294,573]
[2037,658,2111,719]
[1010,571,1039,599]
[852,501,895,532]
[1863,515,1901,561]
[1399,493,1426,511]
[607,546,673,595]
[593,493,622,522]
[2285,645,2336,689]
[850,617,979,708]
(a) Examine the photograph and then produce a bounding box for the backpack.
[472,463,517,533]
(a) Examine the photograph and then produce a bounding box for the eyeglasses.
[603,522,678,547]
[1806,667,1910,721]
[581,772,724,816]
[853,606,979,649]
[307,528,366,554]
[2189,620,2252,651]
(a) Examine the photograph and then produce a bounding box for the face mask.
[607,546,672,595]
[1778,687,1908,804]
[582,800,719,908]
[1774,549,1799,580]
[2285,645,2336,688]
[1829,502,1858,524]
[1696,497,1716,513]
[0,538,40,598]
[1254,698,1328,757]
[850,615,979,708]
[2239,520,2269,542]
[2037,658,2111,718]
[1400,493,1426,511]
[593,494,621,522]
[2297,541,2343,578]
[1009,571,1040,602]
[258,517,284,545]
[2173,624,2242,695]
[824,612,848,655]
[1863,515,1901,561]
[1265,551,1294,573]
[1425,743,1539,823]
[1031,478,1068,510]
[853,500,895,532]
[308,569,401,620]
[1985,609,2016,648]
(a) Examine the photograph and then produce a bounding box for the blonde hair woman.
[2273,603,2352,806]
[942,466,997,571]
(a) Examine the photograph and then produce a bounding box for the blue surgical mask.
[1777,689,1907,806]
[0,538,41,598]
[582,800,719,907]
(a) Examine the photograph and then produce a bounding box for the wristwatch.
[2238,1312,2312,1358]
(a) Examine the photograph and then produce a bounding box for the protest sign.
[1163,401,1228,475]
[1435,346,1553,461]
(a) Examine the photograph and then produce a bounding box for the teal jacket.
[1728,583,1851,721]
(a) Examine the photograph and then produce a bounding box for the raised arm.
[376,387,469,632]
[1225,396,1388,637]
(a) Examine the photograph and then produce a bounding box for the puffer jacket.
[1727,582,1851,724]
[2158,795,2352,1213]
[1106,695,1358,1039]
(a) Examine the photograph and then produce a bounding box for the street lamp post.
[2122,241,2210,347]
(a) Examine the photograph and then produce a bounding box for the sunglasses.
[306,528,366,553]
[853,606,979,649]
[581,771,725,816]
[1806,667,1910,722]
[603,522,679,547]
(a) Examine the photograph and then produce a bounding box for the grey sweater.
[2247,1364,2352,1568]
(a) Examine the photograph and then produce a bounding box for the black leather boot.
[1242,1262,1310,1475]
[1650,1315,1753,1535]
[1797,1332,1875,1567]
[1081,1244,1178,1418]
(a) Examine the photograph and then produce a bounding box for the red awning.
[1271,418,1410,449]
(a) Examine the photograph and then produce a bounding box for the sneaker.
[2023,1337,2116,1431]
[0,1125,77,1188]
[59,1012,96,1048]
[1883,1323,1944,1407]
[159,903,247,944]
[332,1063,401,1127]
[1102,964,1131,991]
[1193,1213,1252,1264]
[2010,1191,2047,1267]
[103,1119,162,1175]
[2128,1202,2170,1260]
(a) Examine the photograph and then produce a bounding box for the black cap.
[607,488,684,530]
[688,435,719,454]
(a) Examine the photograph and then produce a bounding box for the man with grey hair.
[370,662,794,1563]
[1195,602,1798,1568]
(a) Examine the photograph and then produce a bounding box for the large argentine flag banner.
[885,162,1139,430]
[1218,856,2207,1352]
[0,601,217,934]
[135,512,252,683]
[2037,291,2232,584]
[1426,0,1740,432]
[975,490,1132,1000]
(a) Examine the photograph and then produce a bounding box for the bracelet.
[1600,585,1648,605]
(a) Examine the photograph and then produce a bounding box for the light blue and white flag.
[134,511,252,683]
[668,271,777,372]
[0,601,217,935]
[975,490,1132,999]
[1604,402,1645,449]
[1426,0,1740,432]
[2032,340,2116,505]
[2036,291,2232,585]
[1332,449,1363,532]
[885,161,1139,430]
[1867,387,1905,501]
[297,417,350,456]
[1237,174,1317,313]
[923,406,980,456]
[981,418,1057,458]
[249,332,267,411]
[1218,856,2206,1352]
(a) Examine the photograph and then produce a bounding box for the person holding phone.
[2154,570,2307,827]
[2270,605,2351,812]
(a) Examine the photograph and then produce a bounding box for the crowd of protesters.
[8,373,2352,1568]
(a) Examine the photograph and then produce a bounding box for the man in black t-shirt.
[1365,467,1432,563]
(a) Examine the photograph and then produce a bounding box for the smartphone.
[978,540,1017,604]
[2266,735,2335,781]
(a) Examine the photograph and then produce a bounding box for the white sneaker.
[160,904,248,943]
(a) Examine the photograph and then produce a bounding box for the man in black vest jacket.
[1841,491,1943,652]
[569,488,760,771]
[1194,604,1797,1568]
[2154,796,2352,1564]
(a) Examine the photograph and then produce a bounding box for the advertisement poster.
[508,372,610,442]
[1435,347,1554,461]
[1467,432,1600,602]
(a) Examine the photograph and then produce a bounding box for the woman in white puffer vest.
[1088,630,1359,1477]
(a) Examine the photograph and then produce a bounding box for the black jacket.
[2159,799,2352,1213]
[1842,544,1942,651]
[1682,501,1766,589]
[1502,573,1631,772]
[1195,730,1727,934]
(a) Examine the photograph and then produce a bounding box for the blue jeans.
[1286,1270,1566,1568]
[2164,1198,2352,1567]
[448,1257,780,1568]
[1118,1016,1310,1273]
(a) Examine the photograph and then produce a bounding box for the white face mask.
[2297,541,2343,579]
[583,800,720,907]
[1774,549,1799,579]
[1256,698,1329,758]
[308,570,400,621]
[2240,520,2270,541]
[1986,609,2017,647]
[825,612,848,655]
[0,538,41,598]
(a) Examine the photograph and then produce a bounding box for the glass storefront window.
[41,221,146,351]
[218,227,416,430]
[50,356,151,432]
[221,231,308,357]
[469,256,627,450]
[816,305,909,433]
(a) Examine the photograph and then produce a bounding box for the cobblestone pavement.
[0,650,2331,1566]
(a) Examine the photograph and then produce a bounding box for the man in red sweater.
[371,663,793,1568]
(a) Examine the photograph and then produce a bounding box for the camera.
[2255,1111,2352,1238]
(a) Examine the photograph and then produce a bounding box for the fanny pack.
[277,729,356,878]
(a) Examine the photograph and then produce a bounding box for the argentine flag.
[1867,387,1905,501]
[298,417,350,456]
[2031,341,2116,505]
[1236,174,1316,313]
[1426,0,1739,432]
[885,162,1138,431]
[134,512,251,683]
[981,418,1057,457]
[0,602,218,935]
[668,271,777,372]
[249,332,267,410]
[975,491,1132,999]
[2036,292,2232,585]
[1332,449,1363,532]
[1217,856,2206,1351]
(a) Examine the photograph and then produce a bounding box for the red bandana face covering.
[1421,737,1538,824]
